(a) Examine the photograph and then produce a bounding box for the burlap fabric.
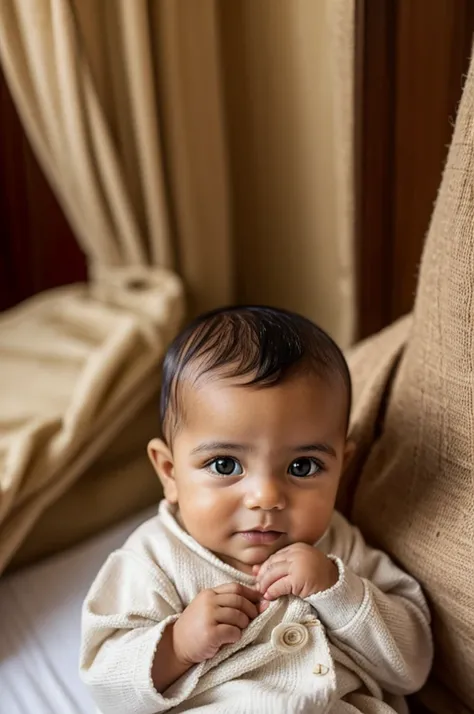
[344,50,474,714]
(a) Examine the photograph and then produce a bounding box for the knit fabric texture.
[80,501,432,714]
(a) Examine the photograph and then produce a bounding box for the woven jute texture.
[346,48,474,714]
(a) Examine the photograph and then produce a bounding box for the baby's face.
[152,372,350,574]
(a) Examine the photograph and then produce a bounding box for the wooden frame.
[355,0,474,339]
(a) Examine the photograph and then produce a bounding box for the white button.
[271,623,309,653]
[313,663,329,676]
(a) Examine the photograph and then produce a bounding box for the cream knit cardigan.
[80,502,433,713]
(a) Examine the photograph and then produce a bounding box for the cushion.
[8,395,163,571]
[337,315,410,515]
[345,48,474,714]
[0,266,183,575]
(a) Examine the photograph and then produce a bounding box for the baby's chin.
[216,550,265,575]
[219,546,284,574]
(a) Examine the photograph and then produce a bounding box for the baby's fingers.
[258,599,270,613]
[215,606,250,630]
[262,575,293,601]
[257,562,289,596]
[215,592,259,620]
[213,583,261,602]
[214,624,242,647]
[256,554,287,579]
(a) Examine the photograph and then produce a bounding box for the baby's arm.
[80,549,260,713]
[307,512,433,695]
[153,582,260,692]
[80,548,201,714]
[151,624,191,693]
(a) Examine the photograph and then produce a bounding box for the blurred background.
[1,1,473,344]
[0,0,473,570]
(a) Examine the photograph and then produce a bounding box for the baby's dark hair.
[160,305,352,442]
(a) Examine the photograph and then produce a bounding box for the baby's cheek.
[293,514,330,545]
[292,494,334,544]
[179,494,232,543]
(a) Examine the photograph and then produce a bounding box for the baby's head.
[149,305,353,574]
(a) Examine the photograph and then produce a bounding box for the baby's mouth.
[236,529,284,545]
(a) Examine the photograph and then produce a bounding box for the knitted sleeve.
[306,512,433,695]
[80,548,205,714]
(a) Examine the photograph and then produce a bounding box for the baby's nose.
[244,475,286,511]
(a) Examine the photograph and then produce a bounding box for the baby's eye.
[288,457,323,478]
[207,457,243,477]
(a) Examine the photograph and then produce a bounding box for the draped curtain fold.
[0,0,234,303]
[0,0,355,574]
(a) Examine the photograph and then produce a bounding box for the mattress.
[0,506,157,714]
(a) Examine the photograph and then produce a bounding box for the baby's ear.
[147,438,178,503]
[343,439,356,470]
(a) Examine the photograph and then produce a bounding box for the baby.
[80,306,433,714]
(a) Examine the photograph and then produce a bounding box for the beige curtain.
[219,0,355,346]
[0,0,355,573]
[0,0,234,309]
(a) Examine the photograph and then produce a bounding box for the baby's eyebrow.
[190,442,251,455]
[292,443,337,458]
[190,441,337,458]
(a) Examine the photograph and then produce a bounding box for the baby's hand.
[254,543,339,600]
[173,583,261,665]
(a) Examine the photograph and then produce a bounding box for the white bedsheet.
[0,506,157,714]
